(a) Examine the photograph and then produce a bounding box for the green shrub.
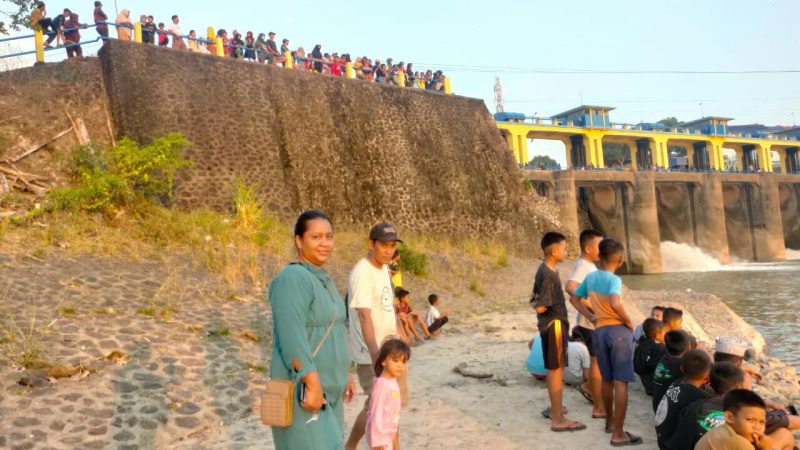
[48,133,192,212]
[398,244,427,276]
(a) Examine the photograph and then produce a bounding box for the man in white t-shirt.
[565,229,606,418]
[346,223,405,450]
[168,15,185,50]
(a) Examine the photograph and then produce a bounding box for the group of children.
[529,229,798,449]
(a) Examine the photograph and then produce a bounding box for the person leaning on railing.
[143,16,156,45]
[93,1,109,40]
[115,9,132,41]
[168,15,186,50]
[187,30,209,54]
[62,8,83,58]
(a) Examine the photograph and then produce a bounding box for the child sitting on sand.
[661,307,683,333]
[651,330,691,412]
[367,339,410,450]
[425,294,450,337]
[695,389,774,450]
[394,288,430,343]
[633,318,666,396]
[564,328,592,388]
[654,349,714,449]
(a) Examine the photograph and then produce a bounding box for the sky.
[3,0,799,165]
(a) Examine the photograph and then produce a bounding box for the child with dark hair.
[570,238,641,444]
[695,389,773,450]
[654,349,714,449]
[394,288,429,343]
[652,329,691,411]
[666,362,746,450]
[633,318,666,396]
[366,339,410,450]
[661,307,683,332]
[425,294,450,336]
[633,305,665,342]
[157,22,169,46]
[532,232,585,432]
[566,228,605,418]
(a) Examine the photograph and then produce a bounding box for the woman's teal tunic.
[268,262,351,450]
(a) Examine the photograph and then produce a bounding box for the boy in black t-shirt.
[654,349,713,449]
[652,329,691,412]
[666,362,746,450]
[531,232,585,433]
[633,318,666,396]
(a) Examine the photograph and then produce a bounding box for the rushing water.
[622,243,800,367]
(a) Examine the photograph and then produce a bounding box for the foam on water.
[786,249,800,260]
[659,241,723,272]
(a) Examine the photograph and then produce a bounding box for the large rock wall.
[0,59,114,185]
[98,40,554,243]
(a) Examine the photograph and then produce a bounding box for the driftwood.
[6,127,73,163]
[64,107,90,146]
[0,165,50,196]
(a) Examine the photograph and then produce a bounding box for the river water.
[622,242,800,368]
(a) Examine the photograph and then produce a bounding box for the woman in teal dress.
[268,210,356,449]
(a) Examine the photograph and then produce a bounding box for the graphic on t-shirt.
[380,286,393,313]
[699,410,725,431]
[654,362,672,381]
[655,384,680,425]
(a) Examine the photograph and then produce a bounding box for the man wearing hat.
[345,223,407,450]
[93,1,108,40]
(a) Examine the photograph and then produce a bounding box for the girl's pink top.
[366,376,401,450]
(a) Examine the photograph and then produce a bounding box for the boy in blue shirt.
[571,238,642,447]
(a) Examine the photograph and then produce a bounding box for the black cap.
[369,223,403,243]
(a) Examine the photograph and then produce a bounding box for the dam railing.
[0,22,453,94]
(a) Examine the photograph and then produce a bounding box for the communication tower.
[494,77,504,113]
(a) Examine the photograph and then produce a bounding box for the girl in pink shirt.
[367,339,410,450]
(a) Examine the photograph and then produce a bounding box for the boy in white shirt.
[565,229,606,418]
[425,294,451,336]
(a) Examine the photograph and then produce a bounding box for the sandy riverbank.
[1,254,797,449]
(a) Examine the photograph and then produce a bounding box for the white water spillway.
[659,241,724,272]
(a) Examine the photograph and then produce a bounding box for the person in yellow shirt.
[389,250,402,288]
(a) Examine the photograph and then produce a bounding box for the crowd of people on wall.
[26,2,449,91]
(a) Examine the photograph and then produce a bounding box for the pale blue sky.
[4,0,799,164]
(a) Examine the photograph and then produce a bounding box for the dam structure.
[497,106,800,273]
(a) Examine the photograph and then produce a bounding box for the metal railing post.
[134,22,142,43]
[444,77,451,95]
[207,27,215,55]
[345,62,354,79]
[284,51,293,68]
[34,29,44,63]
[215,37,224,57]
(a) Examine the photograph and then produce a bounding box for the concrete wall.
[98,40,555,244]
[721,179,786,262]
[655,183,695,245]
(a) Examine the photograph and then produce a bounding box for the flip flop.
[578,385,593,403]
[610,432,643,446]
[541,406,568,419]
[592,413,607,419]
[551,421,586,432]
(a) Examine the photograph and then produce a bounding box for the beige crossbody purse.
[260,268,338,428]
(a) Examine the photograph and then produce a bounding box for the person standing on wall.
[93,1,108,42]
[62,8,83,58]
[566,229,606,419]
[169,15,185,50]
[345,223,408,450]
[267,210,356,449]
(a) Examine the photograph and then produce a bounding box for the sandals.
[551,420,587,432]
[577,385,593,403]
[610,432,643,446]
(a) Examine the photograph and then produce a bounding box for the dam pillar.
[695,173,731,263]
[779,183,800,249]
[553,171,580,242]
[627,172,662,273]
[754,173,786,260]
